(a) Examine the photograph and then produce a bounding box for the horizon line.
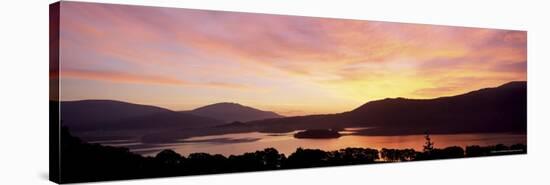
[56,80,526,117]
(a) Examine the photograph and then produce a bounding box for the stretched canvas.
[49,1,527,183]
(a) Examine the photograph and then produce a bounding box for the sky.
[57,2,527,116]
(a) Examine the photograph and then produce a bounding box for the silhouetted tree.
[381,148,417,161]
[399,149,417,161]
[326,150,344,165]
[57,126,526,183]
[423,130,434,153]
[510,143,527,154]
[285,148,329,168]
[494,144,509,151]
[438,146,465,159]
[380,148,399,162]
[186,152,227,174]
[155,149,184,165]
[227,148,285,171]
[153,149,185,175]
[465,145,488,157]
[338,147,379,164]
[261,148,286,169]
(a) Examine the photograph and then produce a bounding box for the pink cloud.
[57,2,527,114]
[59,69,187,85]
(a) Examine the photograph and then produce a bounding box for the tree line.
[58,127,526,183]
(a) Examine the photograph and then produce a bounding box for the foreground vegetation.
[59,127,526,183]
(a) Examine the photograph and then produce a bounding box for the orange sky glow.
[57,2,527,116]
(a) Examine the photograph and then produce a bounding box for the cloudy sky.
[58,2,526,116]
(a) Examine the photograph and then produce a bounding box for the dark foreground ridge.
[58,127,526,183]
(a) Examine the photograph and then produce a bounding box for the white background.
[0,0,548,184]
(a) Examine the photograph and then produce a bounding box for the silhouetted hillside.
[247,81,527,135]
[61,100,170,131]
[107,111,224,131]
[61,100,222,132]
[185,102,283,123]
[60,81,526,139]
[347,81,527,135]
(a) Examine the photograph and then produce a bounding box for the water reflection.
[93,128,526,157]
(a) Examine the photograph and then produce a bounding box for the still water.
[91,128,526,157]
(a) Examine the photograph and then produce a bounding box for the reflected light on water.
[96,128,526,157]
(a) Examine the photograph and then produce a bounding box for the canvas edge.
[49,1,61,184]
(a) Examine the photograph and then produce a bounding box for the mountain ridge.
[184,102,284,123]
[60,100,223,132]
[246,81,527,135]
[59,81,527,139]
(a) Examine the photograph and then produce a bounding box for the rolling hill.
[245,81,527,135]
[60,100,223,132]
[185,102,284,123]
[58,81,527,141]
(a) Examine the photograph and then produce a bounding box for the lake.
[90,128,527,157]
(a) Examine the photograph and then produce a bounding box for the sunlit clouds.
[58,2,526,116]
